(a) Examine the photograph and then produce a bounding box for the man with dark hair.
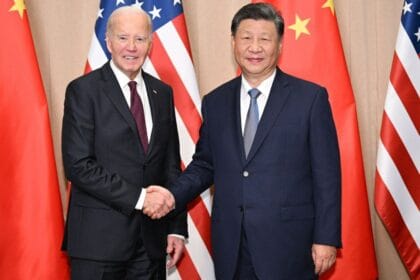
[62,6,186,279]
[146,3,341,279]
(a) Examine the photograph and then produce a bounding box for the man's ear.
[231,35,236,49]
[105,34,112,54]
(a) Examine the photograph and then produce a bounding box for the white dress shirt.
[110,60,153,141]
[240,70,276,134]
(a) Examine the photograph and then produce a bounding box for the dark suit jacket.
[62,62,187,262]
[171,69,341,279]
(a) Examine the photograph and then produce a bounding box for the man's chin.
[122,67,141,78]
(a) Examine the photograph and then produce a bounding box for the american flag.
[85,1,214,279]
[374,0,420,279]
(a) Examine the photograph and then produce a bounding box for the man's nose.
[249,39,262,52]
[127,38,137,50]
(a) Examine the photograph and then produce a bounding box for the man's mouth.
[247,57,263,63]
[124,55,138,61]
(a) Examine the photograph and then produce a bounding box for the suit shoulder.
[67,67,102,88]
[143,71,172,93]
[204,76,241,100]
[64,65,111,104]
[281,71,327,96]
[65,68,106,104]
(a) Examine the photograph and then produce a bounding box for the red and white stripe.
[86,14,215,280]
[374,21,420,278]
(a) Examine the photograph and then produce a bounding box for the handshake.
[142,185,176,219]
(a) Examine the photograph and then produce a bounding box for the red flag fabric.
[254,0,378,279]
[375,1,420,279]
[0,1,70,279]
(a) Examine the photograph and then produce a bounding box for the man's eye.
[118,36,127,41]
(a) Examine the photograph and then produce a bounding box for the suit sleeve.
[309,88,342,247]
[171,96,215,210]
[62,81,140,216]
[164,88,188,237]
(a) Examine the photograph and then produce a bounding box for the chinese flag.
[0,1,69,279]
[254,0,378,279]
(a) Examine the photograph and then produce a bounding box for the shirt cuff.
[135,188,147,210]
[168,234,186,241]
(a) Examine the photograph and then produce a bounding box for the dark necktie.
[128,81,148,153]
[243,88,261,157]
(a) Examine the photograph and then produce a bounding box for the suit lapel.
[245,69,291,162]
[230,78,248,164]
[142,72,159,159]
[100,62,146,156]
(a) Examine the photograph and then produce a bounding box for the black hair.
[231,3,284,39]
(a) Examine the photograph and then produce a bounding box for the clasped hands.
[143,185,175,219]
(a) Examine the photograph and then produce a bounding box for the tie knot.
[248,88,261,99]
[128,81,137,92]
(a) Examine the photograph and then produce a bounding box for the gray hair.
[106,6,153,36]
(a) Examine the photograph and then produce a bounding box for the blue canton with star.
[94,0,183,59]
[401,0,420,55]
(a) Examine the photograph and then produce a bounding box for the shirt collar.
[109,60,143,88]
[241,69,277,97]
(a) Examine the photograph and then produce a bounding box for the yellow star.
[288,14,311,40]
[322,0,335,15]
[9,0,26,19]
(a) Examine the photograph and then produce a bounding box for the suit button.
[243,171,249,177]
